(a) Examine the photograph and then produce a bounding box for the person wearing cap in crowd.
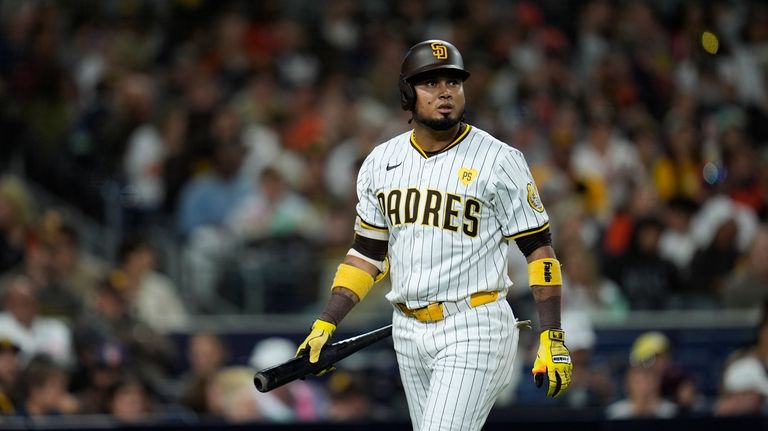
[0,335,21,415]
[73,341,129,414]
[714,304,768,416]
[629,331,672,372]
[714,355,768,416]
[628,331,706,414]
[606,331,681,419]
[605,364,677,419]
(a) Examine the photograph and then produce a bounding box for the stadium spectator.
[605,217,679,310]
[661,366,708,416]
[73,279,178,401]
[658,197,699,274]
[107,377,155,424]
[47,221,108,312]
[0,275,73,369]
[326,370,374,422]
[0,176,34,275]
[0,226,83,320]
[570,111,644,223]
[605,365,677,419]
[688,224,740,308]
[560,243,628,319]
[652,120,703,203]
[0,336,21,415]
[113,235,188,333]
[118,73,167,230]
[15,355,78,417]
[714,308,768,416]
[721,226,768,308]
[227,166,323,243]
[73,341,128,415]
[205,366,261,423]
[176,332,228,414]
[713,355,768,416]
[628,331,707,415]
[176,109,251,237]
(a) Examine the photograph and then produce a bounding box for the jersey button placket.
[411,229,420,272]
[421,157,433,186]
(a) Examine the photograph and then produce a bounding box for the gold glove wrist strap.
[332,263,375,301]
[528,258,562,286]
[542,329,564,342]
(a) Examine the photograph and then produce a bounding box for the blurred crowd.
[0,0,768,425]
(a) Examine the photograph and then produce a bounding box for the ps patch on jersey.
[458,167,477,186]
[527,183,545,213]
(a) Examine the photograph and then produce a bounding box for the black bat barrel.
[253,324,392,393]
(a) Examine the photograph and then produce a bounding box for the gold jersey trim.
[359,218,389,232]
[504,222,550,241]
[410,124,472,159]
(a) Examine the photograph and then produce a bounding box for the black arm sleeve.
[351,234,388,261]
[515,227,552,257]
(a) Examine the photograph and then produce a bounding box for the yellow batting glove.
[532,329,572,397]
[296,319,336,364]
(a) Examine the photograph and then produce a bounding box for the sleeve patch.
[527,183,545,213]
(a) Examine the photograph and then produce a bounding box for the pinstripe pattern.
[355,126,548,307]
[355,125,542,430]
[393,299,518,430]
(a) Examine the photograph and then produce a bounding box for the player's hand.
[296,319,336,364]
[532,329,572,397]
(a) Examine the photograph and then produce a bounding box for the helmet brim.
[403,65,470,83]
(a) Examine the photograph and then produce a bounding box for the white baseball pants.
[392,298,519,431]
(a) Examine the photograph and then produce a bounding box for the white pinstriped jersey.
[354,124,549,309]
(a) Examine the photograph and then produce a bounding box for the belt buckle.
[419,303,444,322]
[399,302,445,322]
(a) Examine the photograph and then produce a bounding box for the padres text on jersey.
[355,125,549,308]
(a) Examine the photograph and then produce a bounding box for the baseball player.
[297,39,572,430]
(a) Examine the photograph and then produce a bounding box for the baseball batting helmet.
[399,40,470,111]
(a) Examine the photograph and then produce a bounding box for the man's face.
[411,70,466,131]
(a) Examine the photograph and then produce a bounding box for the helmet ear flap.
[399,77,415,111]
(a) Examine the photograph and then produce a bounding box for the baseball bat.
[253,324,392,393]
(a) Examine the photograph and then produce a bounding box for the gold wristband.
[528,258,562,287]
[333,263,375,300]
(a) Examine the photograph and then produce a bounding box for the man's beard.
[413,108,464,131]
